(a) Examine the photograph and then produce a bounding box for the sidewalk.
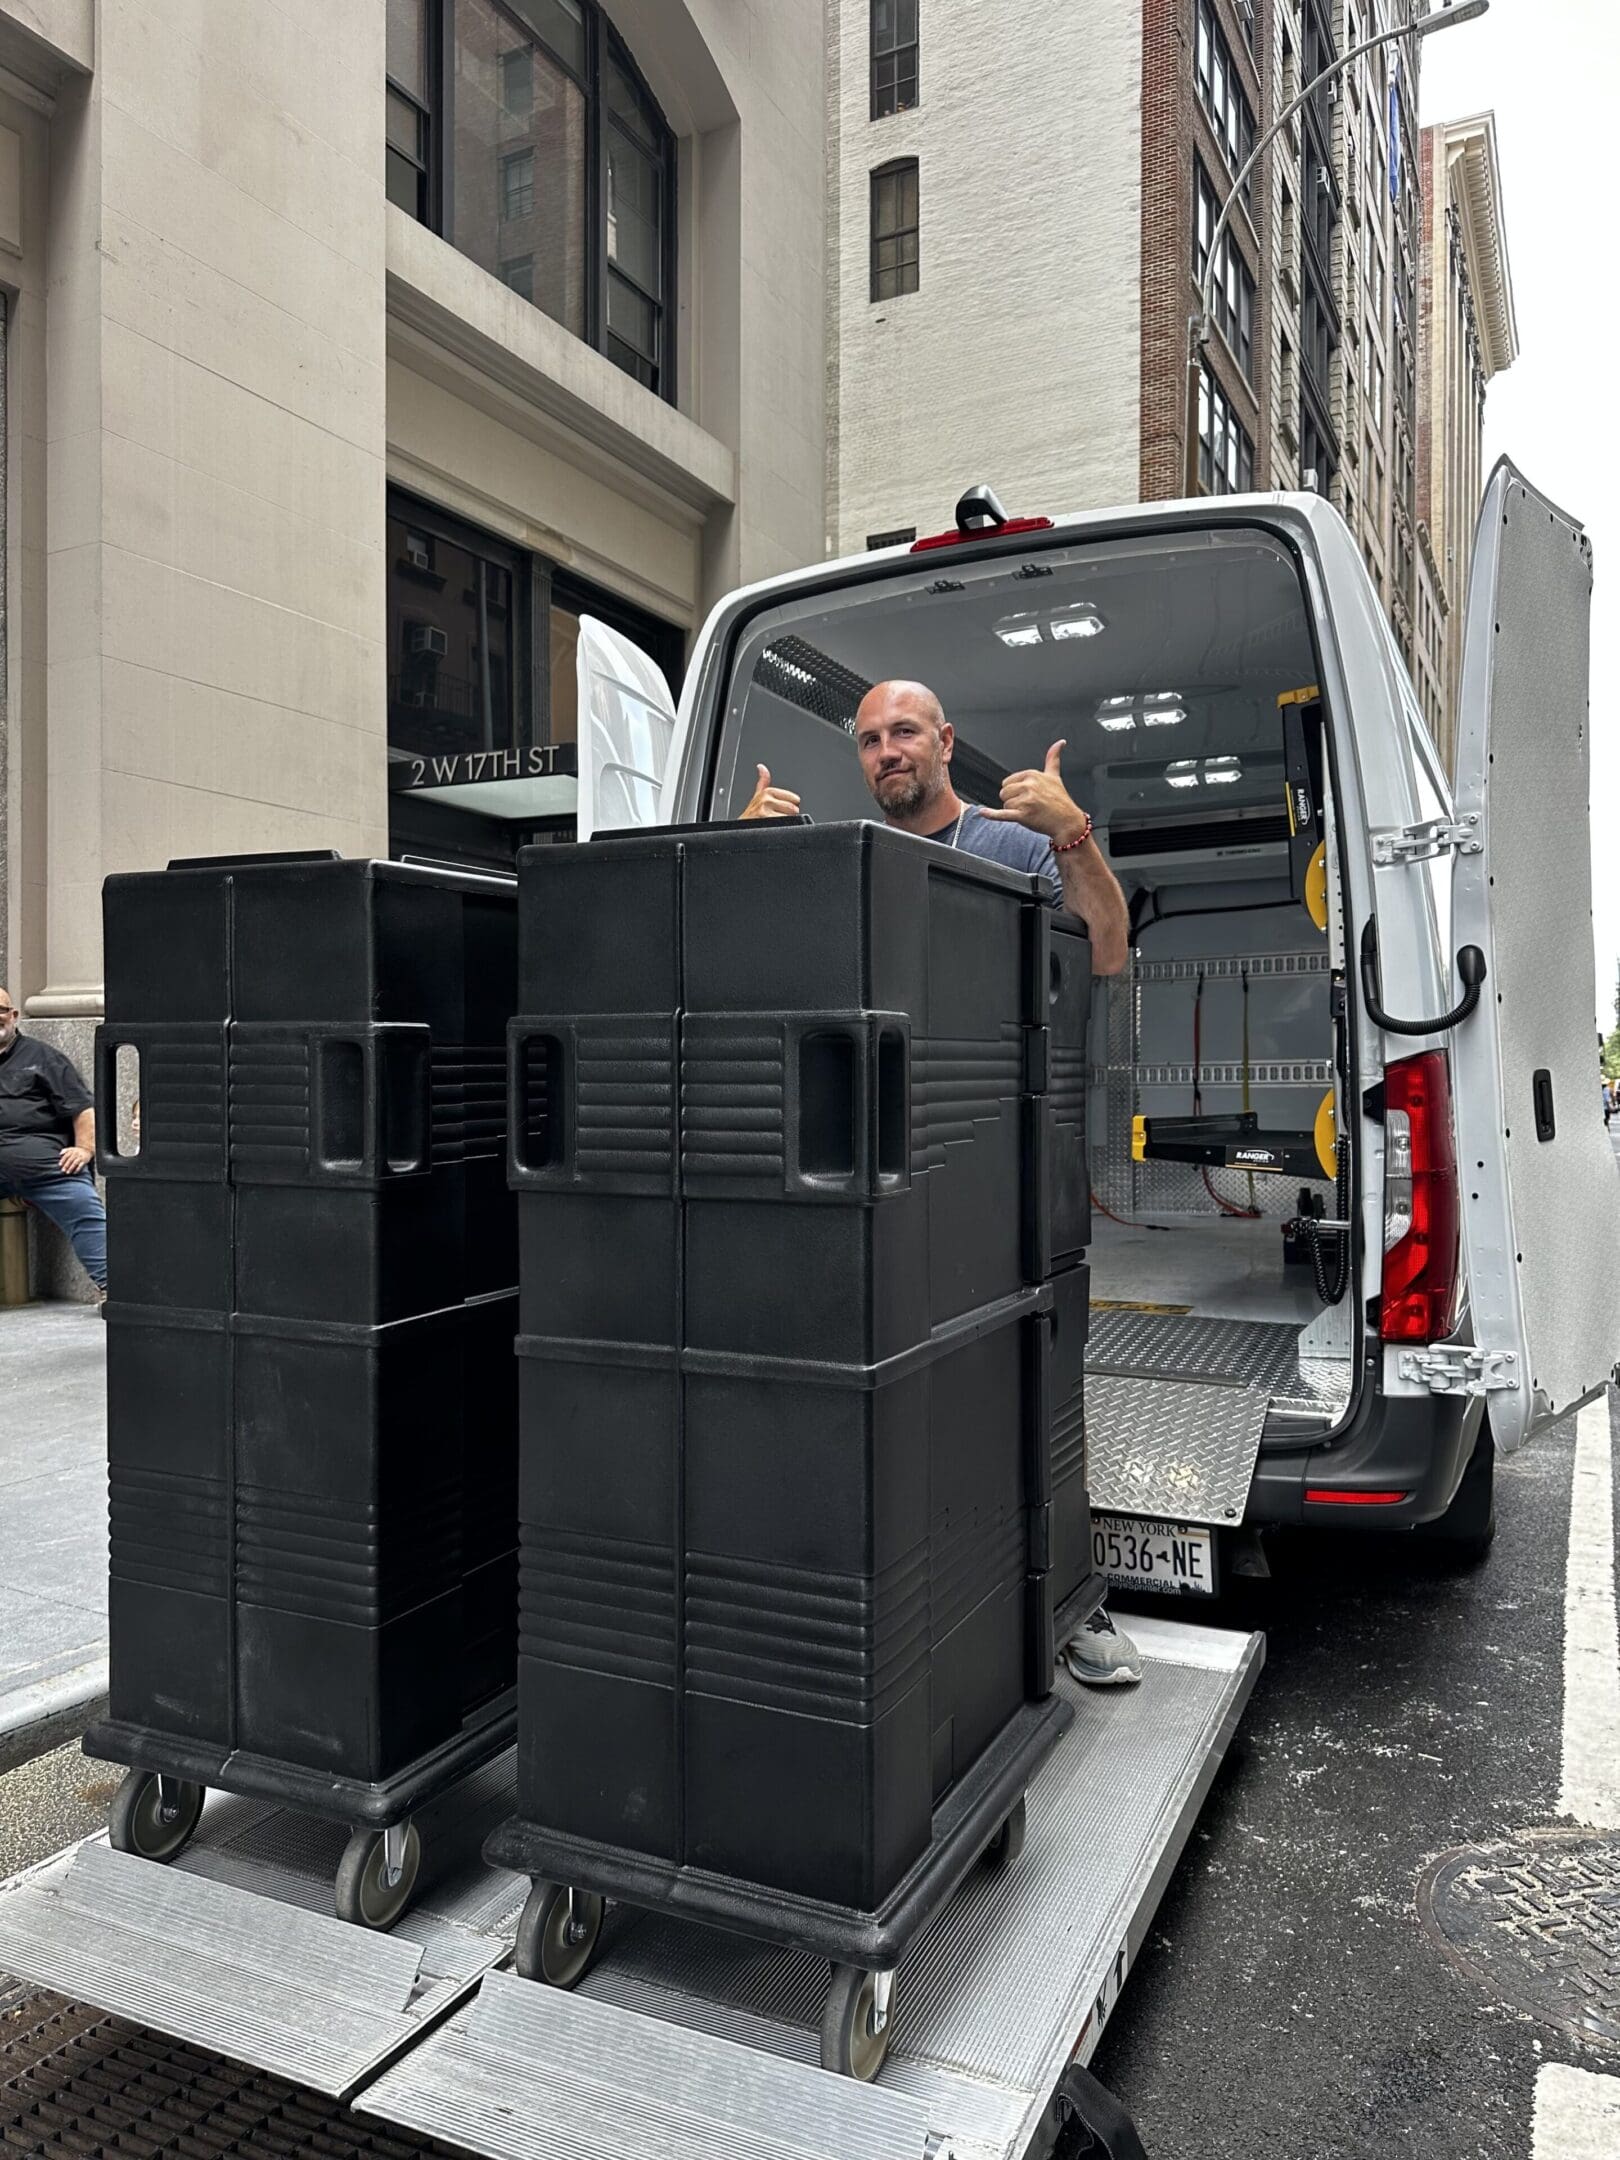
[0,1303,107,1774]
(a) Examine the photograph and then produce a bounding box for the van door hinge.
[1371,815,1482,866]
[1396,1345,1519,1396]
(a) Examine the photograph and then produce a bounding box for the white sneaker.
[1062,1604,1144,1688]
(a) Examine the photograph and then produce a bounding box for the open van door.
[1450,460,1620,1450]
[575,615,678,841]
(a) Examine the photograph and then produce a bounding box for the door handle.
[1359,920,1487,1037]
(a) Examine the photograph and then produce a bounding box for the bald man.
[740,684,1141,1685]
[0,988,107,1301]
[741,680,1129,977]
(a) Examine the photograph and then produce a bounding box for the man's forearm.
[1059,843,1129,976]
[72,1109,95,1153]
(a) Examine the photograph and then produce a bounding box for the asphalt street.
[1093,1399,1619,2158]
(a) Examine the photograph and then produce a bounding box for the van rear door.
[1449,459,1620,1450]
[575,615,679,840]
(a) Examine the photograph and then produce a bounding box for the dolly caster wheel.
[983,1794,1027,1871]
[515,1880,605,1988]
[820,1963,895,2081]
[335,1820,422,1931]
[108,1770,205,1862]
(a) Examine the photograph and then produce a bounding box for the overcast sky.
[1418,0,1620,1031]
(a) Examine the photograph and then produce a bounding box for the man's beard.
[873,749,945,822]
[875,770,928,818]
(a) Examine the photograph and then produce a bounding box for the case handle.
[787,1016,910,1199]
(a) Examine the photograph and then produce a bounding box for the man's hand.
[979,740,1089,844]
[58,1145,93,1176]
[738,763,802,821]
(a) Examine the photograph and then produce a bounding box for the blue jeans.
[0,1166,107,1291]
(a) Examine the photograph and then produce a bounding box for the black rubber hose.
[1359,918,1486,1036]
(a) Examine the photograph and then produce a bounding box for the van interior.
[708,525,1358,1485]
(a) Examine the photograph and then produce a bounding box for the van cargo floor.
[1085,1222,1354,1522]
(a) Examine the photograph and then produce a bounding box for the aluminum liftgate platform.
[0,1618,1261,2160]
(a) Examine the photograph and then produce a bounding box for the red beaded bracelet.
[1052,816,1093,855]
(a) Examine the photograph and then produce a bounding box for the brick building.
[825,0,1508,765]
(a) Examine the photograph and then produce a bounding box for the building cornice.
[1441,111,1518,379]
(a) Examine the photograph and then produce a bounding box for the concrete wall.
[0,0,826,1037]
[825,0,1142,555]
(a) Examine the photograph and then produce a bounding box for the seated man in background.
[0,989,108,1306]
[741,680,1141,1686]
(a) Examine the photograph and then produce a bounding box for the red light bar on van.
[1304,1489,1411,1506]
[910,516,1055,552]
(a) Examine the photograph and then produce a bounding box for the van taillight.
[1379,1050,1460,1343]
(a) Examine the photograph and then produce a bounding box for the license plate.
[1091,1515,1217,1598]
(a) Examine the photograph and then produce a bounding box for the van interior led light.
[1141,692,1187,727]
[1049,604,1106,640]
[1095,695,1136,730]
[994,613,1043,647]
[1165,760,1200,789]
[1204,756,1242,784]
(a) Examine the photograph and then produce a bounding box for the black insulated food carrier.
[489,820,1103,1963]
[88,856,520,1856]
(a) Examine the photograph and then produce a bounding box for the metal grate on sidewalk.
[0,1984,469,2158]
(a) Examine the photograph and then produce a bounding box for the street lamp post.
[1184,0,1489,498]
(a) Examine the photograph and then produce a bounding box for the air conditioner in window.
[409,625,448,658]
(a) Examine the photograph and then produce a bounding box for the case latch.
[1396,1344,1519,1396]
[1371,814,1482,866]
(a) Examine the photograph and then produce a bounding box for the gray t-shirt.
[929,805,1064,908]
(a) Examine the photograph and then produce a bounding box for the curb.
[0,1663,110,1777]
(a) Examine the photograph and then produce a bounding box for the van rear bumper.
[1247,1386,1480,1529]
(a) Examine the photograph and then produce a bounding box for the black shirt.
[0,1033,94,1178]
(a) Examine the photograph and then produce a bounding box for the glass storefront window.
[387,508,518,762]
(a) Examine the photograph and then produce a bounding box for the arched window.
[387,0,676,398]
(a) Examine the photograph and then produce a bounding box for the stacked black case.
[88,855,520,1820]
[488,820,1102,1948]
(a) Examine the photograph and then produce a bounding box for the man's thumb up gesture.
[739,763,803,821]
[979,740,1090,844]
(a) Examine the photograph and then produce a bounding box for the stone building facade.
[0,0,826,1292]
[1413,111,1516,768]
[0,0,827,1013]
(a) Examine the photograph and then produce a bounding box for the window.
[386,0,432,218]
[501,147,535,220]
[1301,273,1335,396]
[1300,407,1336,498]
[1194,0,1255,189]
[1194,163,1254,381]
[870,161,919,300]
[386,487,686,865]
[1197,363,1254,496]
[386,0,676,400]
[871,0,918,119]
[387,496,521,765]
[1363,341,1385,430]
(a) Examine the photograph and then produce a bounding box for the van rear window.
[708,529,1319,854]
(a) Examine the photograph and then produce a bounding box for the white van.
[575,459,1620,1600]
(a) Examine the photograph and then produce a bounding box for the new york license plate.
[1092,1514,1218,1597]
